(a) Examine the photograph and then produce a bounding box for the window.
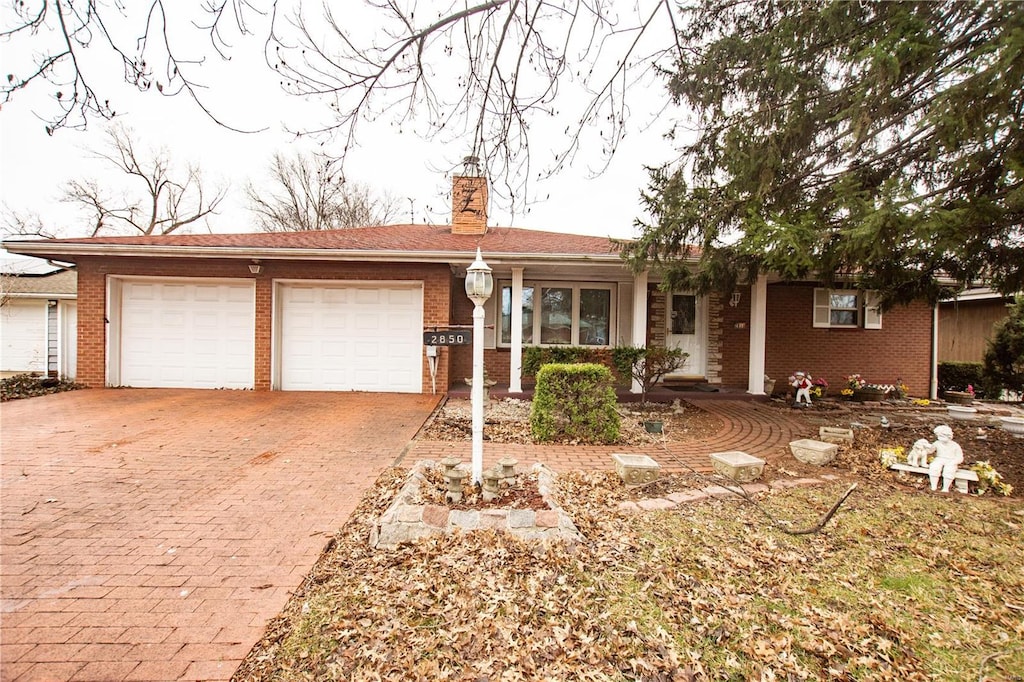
[499,281,614,346]
[813,288,882,329]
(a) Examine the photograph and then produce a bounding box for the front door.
[666,292,706,378]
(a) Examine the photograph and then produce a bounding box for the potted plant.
[811,376,829,398]
[943,385,975,405]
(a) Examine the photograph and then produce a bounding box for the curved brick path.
[405,400,812,474]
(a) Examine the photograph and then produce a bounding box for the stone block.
[818,426,854,444]
[703,485,742,498]
[637,498,676,511]
[611,453,660,487]
[789,439,839,466]
[740,483,769,495]
[535,511,560,528]
[448,510,480,528]
[666,490,709,505]
[478,510,508,530]
[396,504,423,523]
[422,505,450,529]
[709,451,765,483]
[617,501,641,513]
[507,509,536,528]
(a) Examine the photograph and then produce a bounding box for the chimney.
[451,156,488,235]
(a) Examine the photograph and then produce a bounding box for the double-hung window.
[500,282,614,346]
[813,288,882,329]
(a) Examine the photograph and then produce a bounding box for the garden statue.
[926,424,964,493]
[790,371,813,406]
[906,438,932,467]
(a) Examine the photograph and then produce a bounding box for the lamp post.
[465,248,493,485]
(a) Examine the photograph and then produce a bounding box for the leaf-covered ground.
[0,373,81,401]
[233,469,1024,681]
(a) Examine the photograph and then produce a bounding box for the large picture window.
[500,281,614,346]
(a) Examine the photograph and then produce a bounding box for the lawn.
[234,469,1023,681]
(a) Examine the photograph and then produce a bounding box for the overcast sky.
[0,3,681,243]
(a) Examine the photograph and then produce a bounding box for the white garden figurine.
[790,371,813,406]
[906,438,931,467]
[927,424,964,493]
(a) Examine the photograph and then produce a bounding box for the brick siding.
[745,283,933,396]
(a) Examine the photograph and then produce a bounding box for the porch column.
[631,270,649,394]
[747,274,768,395]
[509,267,524,393]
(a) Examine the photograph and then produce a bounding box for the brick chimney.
[451,156,488,235]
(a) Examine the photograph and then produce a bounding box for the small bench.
[889,462,978,494]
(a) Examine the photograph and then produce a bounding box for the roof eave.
[0,242,628,265]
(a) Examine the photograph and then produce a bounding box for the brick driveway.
[0,389,440,682]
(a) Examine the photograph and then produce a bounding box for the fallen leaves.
[233,468,1024,681]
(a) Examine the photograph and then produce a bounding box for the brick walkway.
[0,390,440,682]
[405,400,812,474]
[2,392,808,682]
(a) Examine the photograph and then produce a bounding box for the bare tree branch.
[61,124,226,236]
[1,0,269,133]
[246,151,398,231]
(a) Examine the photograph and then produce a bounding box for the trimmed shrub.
[530,363,620,443]
[938,362,985,397]
[521,346,598,376]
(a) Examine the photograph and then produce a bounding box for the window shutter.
[812,288,831,328]
[863,291,883,329]
[483,293,497,348]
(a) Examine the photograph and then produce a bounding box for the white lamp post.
[465,248,493,485]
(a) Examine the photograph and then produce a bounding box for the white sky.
[0,3,682,242]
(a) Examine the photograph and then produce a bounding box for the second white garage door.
[277,282,423,392]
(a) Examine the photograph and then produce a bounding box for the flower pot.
[644,420,663,434]
[999,416,1024,437]
[763,379,776,396]
[943,390,974,405]
[946,405,978,421]
[852,387,887,402]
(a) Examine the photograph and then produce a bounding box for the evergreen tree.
[622,1,1024,306]
[983,297,1024,396]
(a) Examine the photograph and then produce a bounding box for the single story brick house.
[2,172,938,398]
[1,257,78,379]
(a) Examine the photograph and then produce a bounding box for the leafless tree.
[1,208,56,239]
[246,151,398,231]
[62,125,226,236]
[3,2,681,205]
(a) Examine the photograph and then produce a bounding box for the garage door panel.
[119,280,254,389]
[279,282,421,392]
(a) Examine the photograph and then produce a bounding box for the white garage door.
[1,299,47,373]
[278,282,423,392]
[119,280,255,389]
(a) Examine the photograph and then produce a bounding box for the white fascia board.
[1,242,629,266]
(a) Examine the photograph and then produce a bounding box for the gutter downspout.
[930,302,939,400]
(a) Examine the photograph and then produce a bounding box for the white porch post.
[747,274,768,395]
[509,267,524,393]
[631,270,649,394]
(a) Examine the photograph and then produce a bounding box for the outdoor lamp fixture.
[249,259,262,275]
[465,248,493,485]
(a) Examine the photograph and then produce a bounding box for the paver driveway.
[0,389,440,682]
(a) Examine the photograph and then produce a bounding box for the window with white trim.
[813,288,882,329]
[499,281,615,347]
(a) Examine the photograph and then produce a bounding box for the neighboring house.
[1,170,937,397]
[938,288,1014,363]
[0,257,78,379]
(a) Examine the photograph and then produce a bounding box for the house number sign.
[423,330,472,345]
